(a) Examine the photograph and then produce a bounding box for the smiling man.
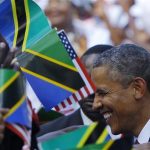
[92,44,150,144]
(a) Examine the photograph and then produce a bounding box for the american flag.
[54,30,96,111]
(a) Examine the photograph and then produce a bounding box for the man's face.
[92,66,138,135]
[45,0,71,28]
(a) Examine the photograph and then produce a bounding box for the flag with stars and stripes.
[55,30,96,111]
[17,29,96,111]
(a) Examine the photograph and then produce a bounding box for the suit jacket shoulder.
[38,109,83,137]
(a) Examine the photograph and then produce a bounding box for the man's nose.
[92,95,103,110]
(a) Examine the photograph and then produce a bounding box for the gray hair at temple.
[93,44,150,91]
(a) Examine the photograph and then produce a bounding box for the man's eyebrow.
[96,88,109,93]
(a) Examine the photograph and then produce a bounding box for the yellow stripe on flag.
[11,0,18,47]
[0,72,20,93]
[21,67,76,93]
[4,95,26,119]
[77,122,98,148]
[102,140,114,150]
[25,49,77,72]
[22,0,30,51]
[96,128,109,144]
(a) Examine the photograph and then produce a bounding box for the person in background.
[44,0,87,57]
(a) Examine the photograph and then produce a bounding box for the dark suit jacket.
[38,109,83,137]
[0,121,39,150]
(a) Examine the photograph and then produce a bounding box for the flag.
[71,142,114,150]
[0,69,32,145]
[55,30,96,111]
[0,0,51,49]
[17,29,96,111]
[38,122,112,150]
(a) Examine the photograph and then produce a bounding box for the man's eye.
[97,91,109,97]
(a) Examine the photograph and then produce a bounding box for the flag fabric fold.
[0,0,51,49]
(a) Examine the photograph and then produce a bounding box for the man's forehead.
[92,66,109,78]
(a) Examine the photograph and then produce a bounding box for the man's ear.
[132,77,146,99]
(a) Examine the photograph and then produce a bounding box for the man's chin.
[110,126,122,135]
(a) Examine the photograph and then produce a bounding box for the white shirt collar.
[137,119,150,144]
[80,109,93,125]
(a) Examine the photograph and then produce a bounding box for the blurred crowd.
[36,0,150,57]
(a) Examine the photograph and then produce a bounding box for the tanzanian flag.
[0,0,51,49]
[38,122,112,150]
[0,69,31,128]
[0,69,32,145]
[17,29,96,111]
[0,0,95,111]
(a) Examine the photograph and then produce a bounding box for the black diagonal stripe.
[84,122,106,145]
[110,135,133,150]
[0,75,25,108]
[15,0,26,48]
[18,52,85,90]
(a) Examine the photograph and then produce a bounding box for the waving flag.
[0,0,95,111]
[17,29,96,111]
[38,122,112,150]
[0,0,51,49]
[0,69,32,145]
[55,30,95,111]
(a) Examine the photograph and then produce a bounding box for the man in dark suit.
[92,44,150,144]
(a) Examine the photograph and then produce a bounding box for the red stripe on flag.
[78,89,84,99]
[67,98,72,105]
[84,86,90,95]
[55,105,60,111]
[61,101,66,108]
[76,57,96,91]
[72,94,78,102]
[6,123,26,143]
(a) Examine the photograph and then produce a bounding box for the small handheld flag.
[17,29,96,111]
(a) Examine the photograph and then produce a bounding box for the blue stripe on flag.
[105,134,111,141]
[0,0,15,47]
[5,100,31,128]
[24,72,73,111]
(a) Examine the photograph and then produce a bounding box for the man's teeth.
[103,113,112,120]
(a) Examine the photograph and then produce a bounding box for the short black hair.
[81,44,113,58]
[94,44,150,90]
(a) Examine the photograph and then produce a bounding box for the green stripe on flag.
[25,0,51,49]
[70,141,114,150]
[0,69,19,92]
[0,69,25,108]
[28,29,75,67]
[38,126,88,150]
